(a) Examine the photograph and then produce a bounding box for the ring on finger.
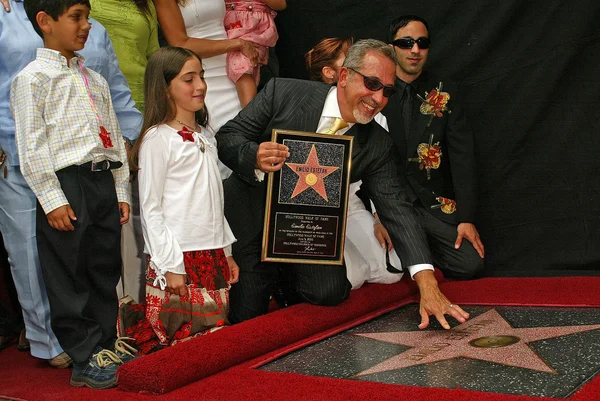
[449,303,455,308]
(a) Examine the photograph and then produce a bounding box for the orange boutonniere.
[432,196,457,214]
[418,82,451,126]
[417,141,442,172]
[409,133,442,180]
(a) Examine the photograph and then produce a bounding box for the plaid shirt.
[11,48,130,213]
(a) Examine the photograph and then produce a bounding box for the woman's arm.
[155,0,259,64]
[262,0,286,11]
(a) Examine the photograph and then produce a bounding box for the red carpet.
[1,276,600,401]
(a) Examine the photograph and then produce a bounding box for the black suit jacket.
[216,78,432,268]
[382,72,477,224]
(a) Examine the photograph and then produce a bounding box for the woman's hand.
[226,256,240,284]
[373,213,394,251]
[262,0,287,11]
[1,0,10,13]
[237,39,259,67]
[165,272,187,297]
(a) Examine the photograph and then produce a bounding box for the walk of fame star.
[285,144,339,201]
[353,309,600,376]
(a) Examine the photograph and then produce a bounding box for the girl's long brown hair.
[304,37,354,82]
[129,46,209,170]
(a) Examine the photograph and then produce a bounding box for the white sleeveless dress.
[344,181,403,289]
[179,0,242,178]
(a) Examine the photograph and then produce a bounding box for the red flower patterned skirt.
[117,249,231,354]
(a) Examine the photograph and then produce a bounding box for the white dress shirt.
[138,124,236,284]
[10,48,130,213]
[318,87,433,278]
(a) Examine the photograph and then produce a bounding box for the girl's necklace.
[175,118,199,131]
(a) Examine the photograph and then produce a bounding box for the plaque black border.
[262,129,353,265]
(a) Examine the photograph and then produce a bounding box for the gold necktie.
[322,117,348,135]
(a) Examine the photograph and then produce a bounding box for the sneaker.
[48,351,72,368]
[113,337,139,363]
[70,348,121,389]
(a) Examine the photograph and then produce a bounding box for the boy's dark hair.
[387,15,430,43]
[24,0,91,38]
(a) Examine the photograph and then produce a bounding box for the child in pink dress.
[224,0,286,106]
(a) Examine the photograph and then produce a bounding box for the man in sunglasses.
[217,39,468,331]
[382,15,485,280]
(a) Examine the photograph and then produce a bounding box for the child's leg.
[36,167,102,364]
[78,170,121,350]
[235,73,257,108]
[36,167,121,363]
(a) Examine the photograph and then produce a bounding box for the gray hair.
[342,39,398,70]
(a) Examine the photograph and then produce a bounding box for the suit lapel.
[296,83,330,132]
[384,94,408,162]
[345,121,379,182]
[345,123,365,158]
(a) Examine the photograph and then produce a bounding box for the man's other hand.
[455,222,485,258]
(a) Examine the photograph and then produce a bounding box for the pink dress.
[224,1,278,84]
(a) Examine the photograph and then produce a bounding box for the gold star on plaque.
[285,145,339,201]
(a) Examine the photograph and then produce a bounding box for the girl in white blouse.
[122,46,239,353]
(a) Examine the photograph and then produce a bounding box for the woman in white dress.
[343,181,403,289]
[155,0,260,178]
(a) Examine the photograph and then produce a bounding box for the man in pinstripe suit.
[217,39,469,329]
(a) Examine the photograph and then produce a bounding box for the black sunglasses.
[392,36,431,49]
[347,67,397,98]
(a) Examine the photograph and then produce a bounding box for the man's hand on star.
[256,141,289,173]
[414,270,469,329]
[455,222,485,258]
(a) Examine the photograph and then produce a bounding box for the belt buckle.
[90,160,110,171]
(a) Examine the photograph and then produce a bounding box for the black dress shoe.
[272,267,303,308]
[272,286,290,308]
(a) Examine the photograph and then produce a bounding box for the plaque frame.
[262,129,353,265]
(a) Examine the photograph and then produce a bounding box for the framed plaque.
[262,129,353,265]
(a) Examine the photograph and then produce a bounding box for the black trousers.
[415,205,484,280]
[229,234,351,324]
[36,166,122,363]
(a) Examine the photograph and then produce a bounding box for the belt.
[79,160,123,172]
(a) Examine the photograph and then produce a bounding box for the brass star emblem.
[285,145,339,201]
